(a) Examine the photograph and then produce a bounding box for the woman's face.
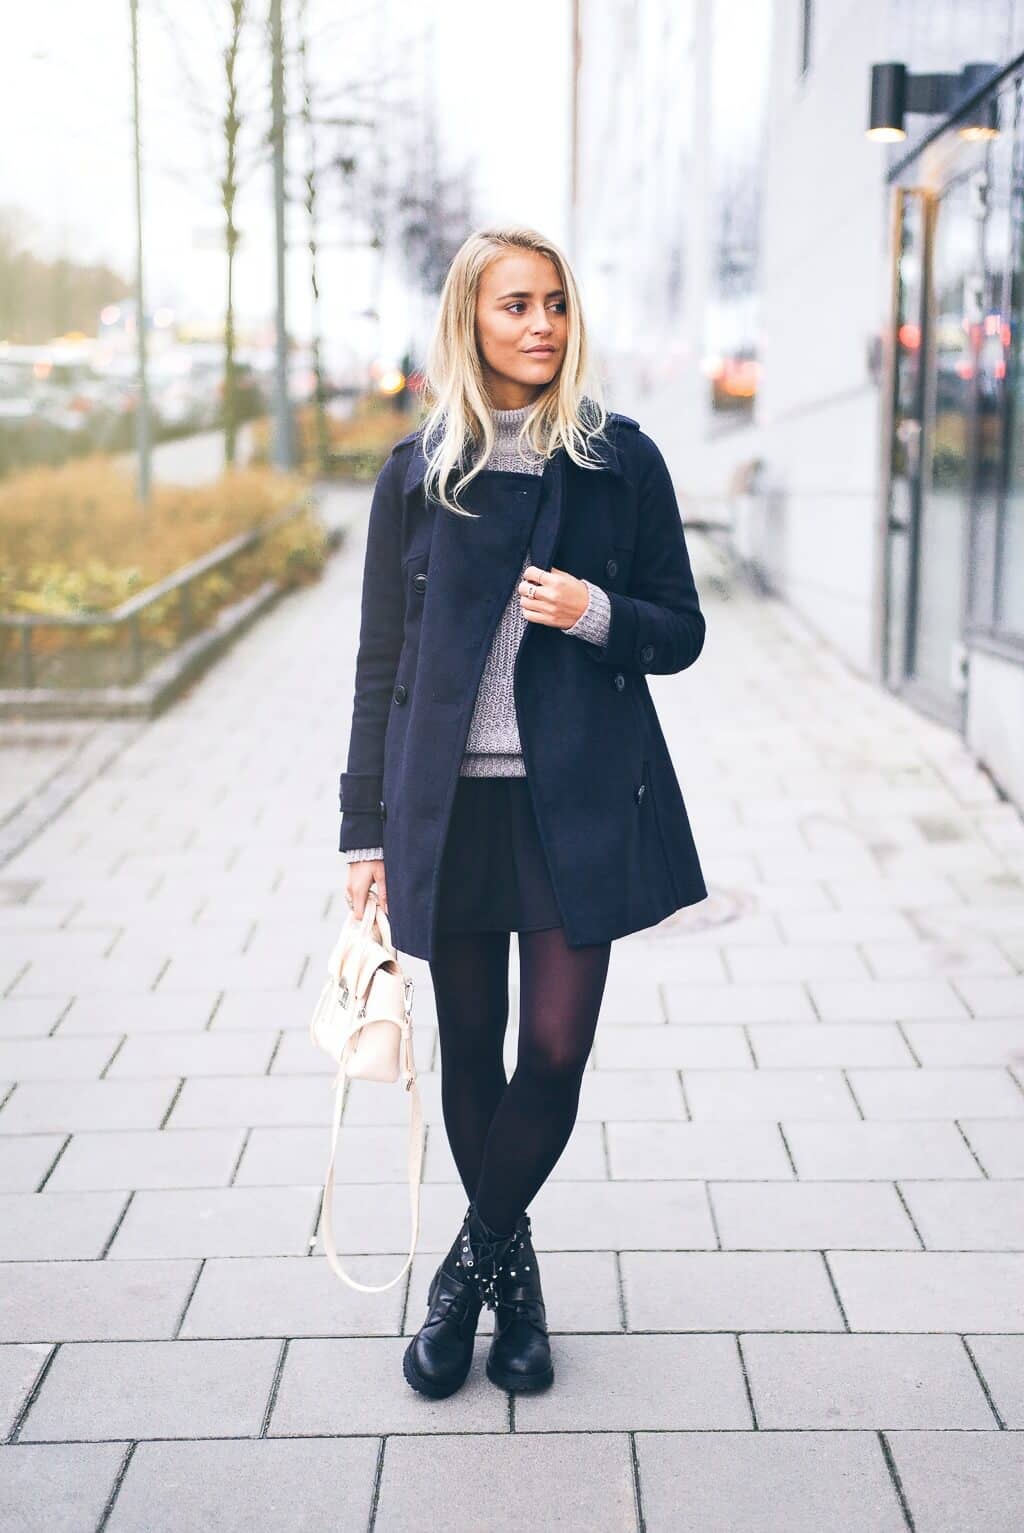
[474,250,568,408]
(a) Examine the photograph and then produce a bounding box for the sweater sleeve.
[343,846,384,862]
[563,579,611,647]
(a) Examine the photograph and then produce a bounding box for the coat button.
[413,571,427,593]
[605,558,618,578]
[393,683,407,705]
[635,783,646,804]
[640,643,655,663]
[613,672,625,691]
[379,799,387,822]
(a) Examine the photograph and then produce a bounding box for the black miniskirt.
[435,774,564,935]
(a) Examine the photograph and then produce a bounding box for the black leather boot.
[485,1210,554,1392]
[402,1210,484,1399]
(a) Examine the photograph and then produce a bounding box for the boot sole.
[485,1353,554,1392]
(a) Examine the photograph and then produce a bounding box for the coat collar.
[398,412,633,499]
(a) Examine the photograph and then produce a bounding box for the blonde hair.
[418,225,608,516]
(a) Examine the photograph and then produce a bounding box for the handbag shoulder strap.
[315,1019,425,1292]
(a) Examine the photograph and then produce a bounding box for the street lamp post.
[129,0,152,508]
[269,0,293,470]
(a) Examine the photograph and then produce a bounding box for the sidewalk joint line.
[819,1250,852,1332]
[259,1337,289,1438]
[628,1429,648,1531]
[891,1181,927,1250]
[733,1333,759,1429]
[878,1428,917,1530]
[95,1440,136,1533]
[959,1333,1007,1428]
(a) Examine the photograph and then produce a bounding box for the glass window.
[1000,78,1024,637]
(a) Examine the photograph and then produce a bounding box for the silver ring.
[526,581,537,599]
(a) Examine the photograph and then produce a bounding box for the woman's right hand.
[345,858,388,919]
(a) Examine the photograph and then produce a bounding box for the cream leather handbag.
[309,888,424,1291]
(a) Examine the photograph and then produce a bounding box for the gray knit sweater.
[345,403,611,862]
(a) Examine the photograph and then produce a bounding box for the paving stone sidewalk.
[1,501,1023,1532]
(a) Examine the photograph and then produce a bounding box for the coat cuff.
[563,580,611,647]
[343,846,384,862]
[339,771,384,852]
[338,771,383,813]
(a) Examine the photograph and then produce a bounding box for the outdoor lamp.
[867,60,1000,142]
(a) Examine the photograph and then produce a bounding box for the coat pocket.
[637,756,680,905]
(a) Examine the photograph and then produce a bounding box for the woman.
[338,226,707,1399]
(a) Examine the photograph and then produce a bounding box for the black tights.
[429,924,612,1236]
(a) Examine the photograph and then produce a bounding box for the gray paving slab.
[662,982,816,1023]
[10,954,169,997]
[20,1338,282,1441]
[847,1066,1024,1119]
[0,997,69,1039]
[634,1430,907,1532]
[104,1030,277,1078]
[0,1344,51,1435]
[233,1123,404,1185]
[270,1336,508,1435]
[807,978,970,1020]
[902,1019,1024,1067]
[682,1068,860,1120]
[0,1134,65,1192]
[829,1251,1024,1331]
[45,1127,245,1191]
[887,1430,1024,1533]
[528,1179,717,1248]
[897,1180,1024,1249]
[710,1180,918,1249]
[952,974,1024,1016]
[514,1333,750,1429]
[576,1068,687,1120]
[621,1250,844,1331]
[0,1191,128,1261]
[592,1023,751,1068]
[107,1186,319,1259]
[104,1437,379,1533]
[0,1259,198,1342]
[167,1075,345,1128]
[966,1334,1024,1426]
[0,1079,179,1135]
[53,991,220,1034]
[747,1021,916,1068]
[606,1120,794,1179]
[0,1442,127,1533]
[180,1254,407,1338]
[373,1433,638,1533]
[960,1119,1024,1176]
[210,990,323,1032]
[0,1037,120,1081]
[784,1120,984,1179]
[742,1332,996,1428]
[724,942,871,981]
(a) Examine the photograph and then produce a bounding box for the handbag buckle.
[403,976,414,1016]
[339,977,350,1009]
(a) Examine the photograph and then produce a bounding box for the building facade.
[574,0,1024,811]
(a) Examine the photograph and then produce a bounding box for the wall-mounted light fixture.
[867,61,1000,142]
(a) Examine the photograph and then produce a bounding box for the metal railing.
[0,499,310,690]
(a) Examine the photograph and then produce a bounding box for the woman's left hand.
[518,565,589,629]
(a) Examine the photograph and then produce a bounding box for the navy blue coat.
[338,411,708,961]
